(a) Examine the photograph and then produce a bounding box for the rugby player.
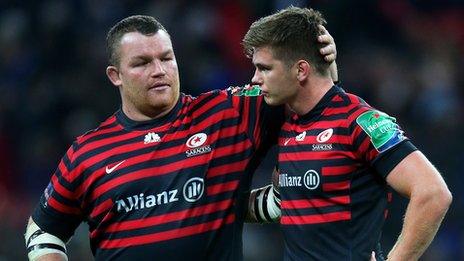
[243,6,452,261]
[25,14,337,260]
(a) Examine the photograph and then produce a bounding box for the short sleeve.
[32,142,84,241]
[350,109,417,178]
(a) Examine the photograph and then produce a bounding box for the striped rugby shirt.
[32,87,284,260]
[278,86,417,260]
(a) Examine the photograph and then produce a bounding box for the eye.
[257,65,270,72]
[161,56,173,62]
[132,60,148,67]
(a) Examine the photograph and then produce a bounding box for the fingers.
[320,44,336,55]
[317,25,333,44]
[320,43,336,63]
[317,24,336,62]
[318,34,332,44]
[370,251,377,261]
[318,24,328,34]
[324,53,336,63]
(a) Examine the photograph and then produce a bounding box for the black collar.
[116,94,183,131]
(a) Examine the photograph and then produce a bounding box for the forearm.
[388,189,452,260]
[35,254,67,261]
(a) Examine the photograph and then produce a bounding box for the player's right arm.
[25,217,68,261]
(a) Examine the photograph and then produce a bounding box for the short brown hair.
[106,15,167,66]
[242,6,328,75]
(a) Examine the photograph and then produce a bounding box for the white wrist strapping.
[251,184,281,223]
[25,221,68,261]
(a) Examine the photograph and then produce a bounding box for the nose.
[251,69,262,85]
[150,60,166,77]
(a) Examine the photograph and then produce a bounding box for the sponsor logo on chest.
[116,189,179,213]
[279,170,320,190]
[116,177,205,213]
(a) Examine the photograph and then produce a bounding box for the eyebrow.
[254,62,271,69]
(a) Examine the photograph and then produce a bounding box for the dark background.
[0,0,462,260]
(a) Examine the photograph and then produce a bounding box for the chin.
[152,94,178,109]
[264,96,282,106]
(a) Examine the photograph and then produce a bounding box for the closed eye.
[255,64,271,72]
[161,56,173,62]
[131,58,151,67]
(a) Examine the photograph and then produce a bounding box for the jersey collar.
[116,94,183,131]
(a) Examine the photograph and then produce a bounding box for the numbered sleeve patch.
[356,110,406,153]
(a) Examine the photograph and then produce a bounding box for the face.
[107,30,180,119]
[251,46,298,106]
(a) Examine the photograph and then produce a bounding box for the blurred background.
[0,0,462,260]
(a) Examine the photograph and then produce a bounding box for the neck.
[122,100,177,121]
[288,76,333,115]
[122,106,172,121]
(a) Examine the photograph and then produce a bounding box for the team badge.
[186,133,211,157]
[186,133,207,148]
[316,128,333,143]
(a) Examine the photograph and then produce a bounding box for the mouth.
[149,83,170,91]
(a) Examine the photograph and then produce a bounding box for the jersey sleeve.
[350,108,417,178]
[32,141,84,241]
[226,85,285,150]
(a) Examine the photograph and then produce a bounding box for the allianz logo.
[116,177,205,213]
[279,170,320,190]
[116,190,179,213]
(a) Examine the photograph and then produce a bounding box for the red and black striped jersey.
[278,86,416,261]
[32,88,284,260]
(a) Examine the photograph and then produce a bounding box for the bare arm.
[386,151,452,260]
[26,217,68,261]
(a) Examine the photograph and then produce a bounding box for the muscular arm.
[25,217,68,261]
[386,151,452,260]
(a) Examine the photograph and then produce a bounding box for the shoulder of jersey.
[74,113,121,145]
[189,89,228,102]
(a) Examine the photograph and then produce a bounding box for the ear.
[106,66,122,86]
[296,60,311,82]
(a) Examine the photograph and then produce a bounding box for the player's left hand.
[370,251,376,261]
[317,25,336,63]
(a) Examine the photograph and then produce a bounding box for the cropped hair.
[243,6,329,75]
[106,15,167,66]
